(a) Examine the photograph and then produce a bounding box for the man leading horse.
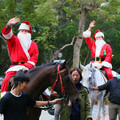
[83,20,114,80]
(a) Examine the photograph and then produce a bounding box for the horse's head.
[80,64,93,89]
[52,60,80,104]
[80,63,106,89]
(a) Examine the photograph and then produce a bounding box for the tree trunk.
[73,8,87,68]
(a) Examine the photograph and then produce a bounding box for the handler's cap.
[93,29,104,40]
[18,21,32,35]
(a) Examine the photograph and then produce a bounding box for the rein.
[41,64,66,110]
[51,64,66,94]
[89,69,94,92]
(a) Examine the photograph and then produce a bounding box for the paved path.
[39,105,109,120]
[92,105,109,120]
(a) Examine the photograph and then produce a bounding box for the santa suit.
[83,30,113,80]
[1,24,39,95]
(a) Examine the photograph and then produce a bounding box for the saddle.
[100,70,109,97]
[101,70,108,83]
[7,70,28,91]
[7,76,14,91]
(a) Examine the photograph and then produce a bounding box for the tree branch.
[50,36,76,62]
[83,50,90,66]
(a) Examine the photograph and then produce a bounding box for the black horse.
[8,60,80,120]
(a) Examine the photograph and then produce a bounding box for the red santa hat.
[18,21,32,35]
[93,29,104,40]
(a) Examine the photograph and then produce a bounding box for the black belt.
[92,57,104,62]
[11,62,25,65]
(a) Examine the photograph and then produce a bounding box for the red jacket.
[2,25,39,72]
[83,30,112,68]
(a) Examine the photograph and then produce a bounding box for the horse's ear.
[90,62,92,68]
[64,59,71,65]
[66,59,71,65]
[60,59,71,69]
[80,63,85,70]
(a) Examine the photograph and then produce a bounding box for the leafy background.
[0,0,120,77]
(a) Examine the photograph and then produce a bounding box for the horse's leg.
[27,108,41,120]
[90,99,94,113]
[91,100,95,119]
[96,97,102,120]
[101,97,106,120]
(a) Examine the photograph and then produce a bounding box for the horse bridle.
[51,64,66,94]
[39,64,66,110]
[89,69,94,91]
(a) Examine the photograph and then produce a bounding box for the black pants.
[70,114,80,120]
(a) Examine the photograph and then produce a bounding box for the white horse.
[80,63,106,120]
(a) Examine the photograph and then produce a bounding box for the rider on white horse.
[83,20,114,80]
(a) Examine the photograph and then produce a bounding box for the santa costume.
[1,21,39,97]
[83,29,114,80]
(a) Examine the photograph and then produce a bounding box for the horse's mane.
[8,62,59,90]
[28,62,59,73]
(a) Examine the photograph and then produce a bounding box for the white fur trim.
[6,65,25,73]
[91,61,112,69]
[21,45,30,60]
[28,61,35,66]
[43,88,50,96]
[95,32,104,38]
[18,23,29,31]
[112,70,117,77]
[91,62,101,67]
[101,61,112,69]
[1,92,6,98]
[2,29,13,39]
[83,30,91,38]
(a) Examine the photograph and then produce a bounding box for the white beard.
[95,39,106,57]
[17,33,32,50]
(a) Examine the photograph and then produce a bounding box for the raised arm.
[83,20,96,38]
[2,17,20,40]
[82,20,96,48]
[7,17,20,26]
[88,20,96,31]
